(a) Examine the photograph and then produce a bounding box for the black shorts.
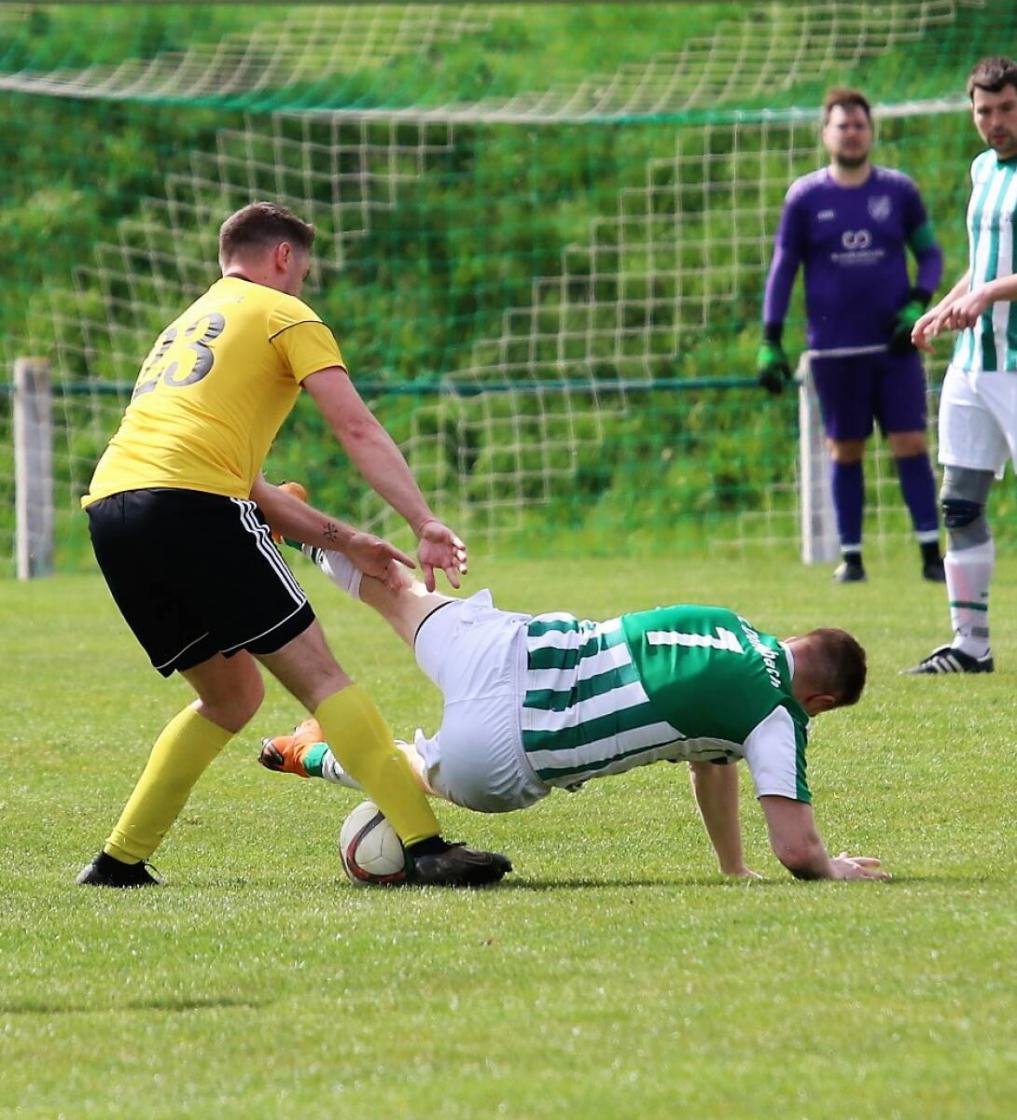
[87,488,315,676]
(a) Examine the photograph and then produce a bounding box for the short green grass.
[3,552,1016,1119]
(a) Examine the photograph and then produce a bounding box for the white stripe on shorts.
[231,498,306,605]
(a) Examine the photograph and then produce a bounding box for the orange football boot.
[258,717,326,778]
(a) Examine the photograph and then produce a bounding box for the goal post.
[13,357,54,580]
[797,354,840,566]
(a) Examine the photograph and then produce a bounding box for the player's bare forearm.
[759,795,834,878]
[759,796,889,881]
[981,272,1017,305]
[689,761,754,877]
[302,368,436,532]
[252,475,357,552]
[253,478,415,585]
[922,270,1017,335]
[932,270,972,311]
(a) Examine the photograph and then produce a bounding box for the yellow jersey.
[83,277,344,505]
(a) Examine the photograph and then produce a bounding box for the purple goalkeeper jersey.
[762,165,942,351]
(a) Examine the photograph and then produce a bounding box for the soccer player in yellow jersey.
[77,201,511,888]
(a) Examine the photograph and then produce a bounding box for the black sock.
[405,836,452,857]
[920,540,941,564]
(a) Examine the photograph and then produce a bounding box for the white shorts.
[412,590,549,814]
[938,363,1017,478]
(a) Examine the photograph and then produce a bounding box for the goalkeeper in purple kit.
[758,88,945,583]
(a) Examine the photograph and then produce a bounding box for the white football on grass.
[338,800,408,887]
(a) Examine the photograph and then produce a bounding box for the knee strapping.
[941,466,993,549]
[941,497,983,529]
[940,497,989,549]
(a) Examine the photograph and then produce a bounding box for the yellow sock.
[314,685,440,847]
[104,706,233,863]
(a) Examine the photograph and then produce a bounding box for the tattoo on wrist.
[323,521,339,543]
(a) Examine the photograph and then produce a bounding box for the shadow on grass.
[497,876,788,890]
[0,995,267,1016]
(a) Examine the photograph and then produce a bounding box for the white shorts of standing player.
[938,362,1017,478]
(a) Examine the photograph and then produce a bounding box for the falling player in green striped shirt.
[261,540,889,883]
[908,57,1017,675]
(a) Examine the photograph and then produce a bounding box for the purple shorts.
[810,351,928,441]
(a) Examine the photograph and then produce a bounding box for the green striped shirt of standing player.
[909,57,1017,676]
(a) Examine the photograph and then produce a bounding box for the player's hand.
[416,519,468,592]
[756,341,793,395]
[346,532,417,592]
[888,289,930,354]
[910,305,943,352]
[938,287,992,332]
[913,287,992,351]
[829,852,891,881]
[724,866,763,880]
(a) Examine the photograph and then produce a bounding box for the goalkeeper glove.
[888,288,931,355]
[756,341,792,395]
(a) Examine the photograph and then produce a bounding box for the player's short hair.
[802,628,867,708]
[218,202,315,262]
[821,87,872,124]
[967,57,1017,99]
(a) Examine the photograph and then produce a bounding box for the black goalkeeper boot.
[920,540,946,582]
[833,554,866,583]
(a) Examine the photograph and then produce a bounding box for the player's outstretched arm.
[689,761,759,878]
[302,368,467,590]
[759,796,889,881]
[252,476,414,588]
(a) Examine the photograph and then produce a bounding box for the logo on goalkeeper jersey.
[841,228,872,250]
[867,194,892,221]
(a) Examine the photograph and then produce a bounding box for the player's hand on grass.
[829,852,891,881]
[756,341,792,395]
[724,866,763,880]
[888,288,930,354]
[416,518,468,592]
[347,531,417,591]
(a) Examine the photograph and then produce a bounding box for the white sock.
[320,748,363,790]
[945,538,993,657]
[303,545,363,601]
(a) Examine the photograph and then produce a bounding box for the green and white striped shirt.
[520,604,811,802]
[955,150,1017,372]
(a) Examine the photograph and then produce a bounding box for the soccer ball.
[338,800,408,887]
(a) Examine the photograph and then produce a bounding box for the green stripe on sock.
[303,742,329,777]
[949,600,988,612]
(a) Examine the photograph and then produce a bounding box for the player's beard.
[987,131,1017,159]
[832,152,869,170]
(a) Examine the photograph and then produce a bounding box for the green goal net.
[3,1,1016,571]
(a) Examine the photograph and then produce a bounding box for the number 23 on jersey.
[133,312,226,399]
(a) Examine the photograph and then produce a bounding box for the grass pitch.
[3,552,1016,1119]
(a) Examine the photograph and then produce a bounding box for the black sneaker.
[921,557,947,582]
[833,557,866,583]
[76,851,163,888]
[406,841,512,887]
[903,645,994,675]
